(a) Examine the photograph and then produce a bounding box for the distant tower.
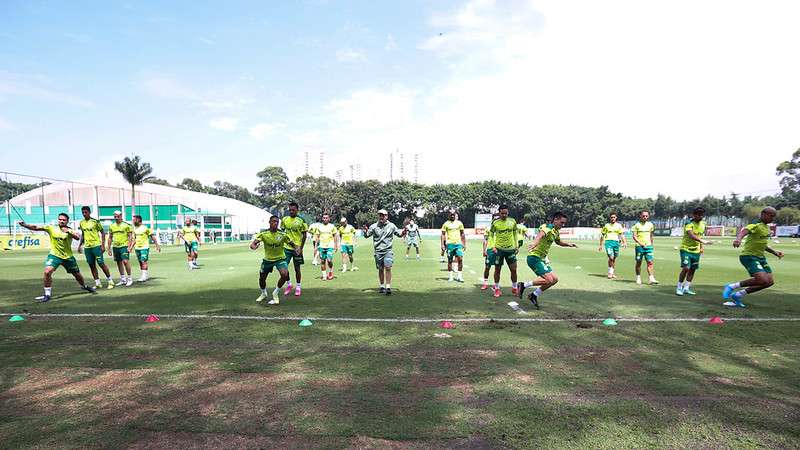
[319,152,325,177]
[304,152,309,175]
[400,152,405,181]
[335,170,342,183]
[414,153,419,183]
[356,164,362,180]
[389,152,394,181]
[349,164,355,181]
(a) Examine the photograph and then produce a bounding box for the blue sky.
[2,0,799,199]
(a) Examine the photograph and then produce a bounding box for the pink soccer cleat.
[284,284,293,296]
[493,288,501,298]
[294,286,302,297]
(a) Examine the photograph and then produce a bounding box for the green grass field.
[2,237,799,448]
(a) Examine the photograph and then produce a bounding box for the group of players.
[19,200,784,310]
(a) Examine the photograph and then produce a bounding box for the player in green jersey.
[676,207,713,296]
[177,218,201,270]
[77,206,114,289]
[489,205,519,298]
[517,212,577,308]
[516,220,529,249]
[599,213,627,279]
[722,207,784,307]
[338,217,359,272]
[441,210,466,282]
[315,213,339,280]
[630,210,658,285]
[280,202,309,297]
[107,210,135,286]
[19,213,96,302]
[309,220,322,266]
[481,213,500,290]
[132,215,161,282]
[251,215,299,305]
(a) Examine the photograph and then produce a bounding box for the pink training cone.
[440,320,455,329]
[145,314,160,323]
[709,316,724,324]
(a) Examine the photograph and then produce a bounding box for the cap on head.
[113,210,122,216]
[340,217,347,223]
[378,209,388,215]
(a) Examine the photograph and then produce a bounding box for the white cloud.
[209,117,240,131]
[326,88,416,131]
[249,122,283,140]
[336,48,366,62]
[0,71,95,107]
[140,76,197,100]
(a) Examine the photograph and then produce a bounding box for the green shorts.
[319,247,334,260]
[284,248,304,265]
[739,255,772,276]
[340,244,354,255]
[485,248,497,267]
[135,248,150,262]
[526,255,552,277]
[261,258,289,274]
[184,241,199,254]
[495,248,517,266]
[680,250,701,270]
[635,245,654,262]
[446,243,464,260]
[84,246,105,266]
[112,246,130,262]
[604,240,620,258]
[45,254,80,273]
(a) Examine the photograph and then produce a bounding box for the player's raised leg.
[516,212,577,308]
[281,202,308,296]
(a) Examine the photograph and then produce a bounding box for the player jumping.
[517,212,577,308]
[251,215,298,305]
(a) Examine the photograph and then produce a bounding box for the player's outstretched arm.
[687,230,711,245]
[528,231,545,252]
[18,221,43,232]
[733,227,750,248]
[766,246,784,259]
[152,233,162,252]
[249,237,260,250]
[64,227,81,240]
[557,239,578,248]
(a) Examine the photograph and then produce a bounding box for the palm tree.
[114,155,155,216]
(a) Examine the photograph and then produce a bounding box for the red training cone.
[145,314,160,323]
[709,316,724,325]
[440,320,455,329]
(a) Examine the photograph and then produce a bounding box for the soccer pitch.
[2,238,799,448]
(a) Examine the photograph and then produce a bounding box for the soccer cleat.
[722,284,735,299]
[115,280,126,286]
[456,276,464,283]
[35,295,51,303]
[448,275,453,282]
[511,287,518,296]
[137,277,147,283]
[82,285,97,294]
[723,300,746,308]
[636,277,642,285]
[342,267,347,273]
[351,266,359,271]
[611,274,617,279]
[379,287,386,294]
[607,274,613,279]
[649,278,659,285]
[327,272,334,280]
[125,278,134,287]
[284,285,293,296]
[684,288,696,296]
[385,288,392,295]
[493,288,501,298]
[528,292,539,309]
[675,288,684,296]
[256,293,268,303]
[107,283,115,290]
[481,281,489,290]
[294,287,301,297]
[267,298,280,305]
[516,282,526,299]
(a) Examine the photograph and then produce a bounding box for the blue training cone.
[299,319,313,327]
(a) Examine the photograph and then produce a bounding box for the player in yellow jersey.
[516,220,529,249]
[107,210,135,286]
[630,210,658,285]
[309,220,322,266]
[676,207,713,296]
[516,212,577,309]
[599,213,627,279]
[77,206,114,289]
[280,202,309,297]
[178,218,201,270]
[722,207,784,307]
[315,213,339,280]
[338,217,359,272]
[441,210,466,282]
[19,213,97,302]
[481,213,500,290]
[132,215,161,282]
[489,205,518,297]
[251,215,299,305]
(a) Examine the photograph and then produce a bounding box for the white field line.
[2,313,800,323]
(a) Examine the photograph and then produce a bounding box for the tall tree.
[256,166,290,211]
[177,178,208,193]
[776,148,800,207]
[114,155,155,213]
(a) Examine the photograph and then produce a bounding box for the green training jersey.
[441,220,465,245]
[601,222,624,241]
[516,223,528,241]
[338,224,356,245]
[133,224,152,250]
[680,220,706,254]
[485,227,496,248]
[109,221,133,247]
[181,225,198,243]
[530,224,560,259]
[256,230,292,261]
[741,222,771,257]
[44,225,75,259]
[631,221,654,246]
[79,218,104,248]
[490,217,518,250]
[281,215,309,250]
[315,223,338,248]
